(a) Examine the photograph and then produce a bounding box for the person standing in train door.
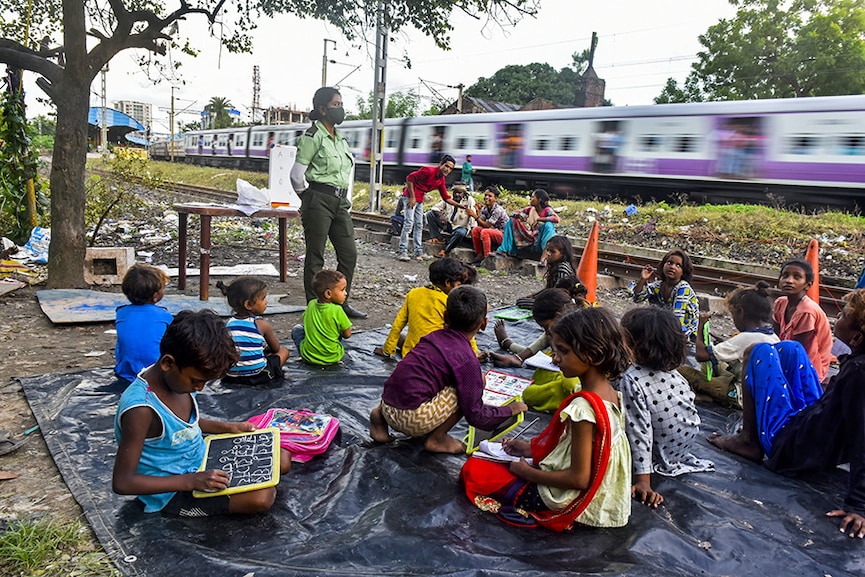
[290,86,368,319]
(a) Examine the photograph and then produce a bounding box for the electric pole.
[252,65,260,124]
[368,0,388,212]
[322,39,336,87]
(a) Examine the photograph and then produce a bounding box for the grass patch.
[0,517,119,576]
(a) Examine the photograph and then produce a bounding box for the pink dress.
[773,295,833,382]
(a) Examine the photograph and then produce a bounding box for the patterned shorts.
[380,387,458,437]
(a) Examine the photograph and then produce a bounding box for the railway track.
[138,178,850,315]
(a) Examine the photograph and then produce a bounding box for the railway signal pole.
[368,0,388,212]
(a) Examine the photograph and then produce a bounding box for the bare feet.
[424,434,466,454]
[436,249,446,258]
[490,351,523,368]
[707,432,763,462]
[369,406,395,444]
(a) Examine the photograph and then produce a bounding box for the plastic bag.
[22,227,50,264]
[236,179,270,208]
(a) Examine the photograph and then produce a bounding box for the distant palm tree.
[206,96,233,129]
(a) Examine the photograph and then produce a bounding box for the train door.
[593,120,623,173]
[714,116,764,178]
[497,123,523,168]
[429,126,447,163]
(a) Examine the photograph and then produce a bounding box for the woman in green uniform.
[290,87,367,319]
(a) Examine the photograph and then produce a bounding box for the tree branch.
[0,39,64,84]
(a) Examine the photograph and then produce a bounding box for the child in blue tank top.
[113,310,291,516]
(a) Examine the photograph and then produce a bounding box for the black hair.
[440,154,456,166]
[532,288,577,323]
[551,307,631,380]
[554,276,589,306]
[543,235,576,289]
[532,188,550,209]
[309,87,341,121]
[620,306,687,371]
[160,310,238,377]
[461,263,478,286]
[843,289,865,335]
[726,280,773,324]
[482,185,501,198]
[445,285,487,332]
[660,248,694,283]
[217,277,268,315]
[312,269,345,300]
[122,264,169,305]
[429,257,466,288]
[779,258,814,284]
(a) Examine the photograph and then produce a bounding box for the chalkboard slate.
[192,428,280,498]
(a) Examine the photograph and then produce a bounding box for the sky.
[24,0,737,134]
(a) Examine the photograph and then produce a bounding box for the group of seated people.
[109,228,865,538]
[392,158,560,264]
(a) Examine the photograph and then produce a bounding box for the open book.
[472,440,534,466]
[523,350,559,372]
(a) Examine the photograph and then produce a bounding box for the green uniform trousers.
[301,188,357,302]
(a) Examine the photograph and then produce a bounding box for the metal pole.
[170,86,176,162]
[321,39,335,87]
[368,0,388,212]
[101,65,108,157]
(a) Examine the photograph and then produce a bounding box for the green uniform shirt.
[296,121,354,189]
[299,300,352,365]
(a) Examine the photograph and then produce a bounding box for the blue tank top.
[114,376,205,512]
[226,316,267,377]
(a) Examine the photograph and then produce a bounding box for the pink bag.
[247,408,340,462]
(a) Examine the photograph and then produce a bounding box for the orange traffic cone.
[577,221,600,304]
[805,238,820,304]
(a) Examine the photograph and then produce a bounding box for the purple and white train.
[151,95,865,208]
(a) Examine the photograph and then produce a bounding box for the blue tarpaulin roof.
[87,107,145,131]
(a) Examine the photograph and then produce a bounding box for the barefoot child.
[218,277,290,385]
[369,285,527,453]
[772,258,833,383]
[291,270,353,365]
[461,307,632,530]
[115,264,173,385]
[113,310,291,515]
[709,289,865,538]
[374,258,476,358]
[619,307,714,509]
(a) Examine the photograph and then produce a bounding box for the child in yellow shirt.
[374,258,477,358]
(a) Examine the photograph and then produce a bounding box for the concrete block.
[520,261,544,278]
[366,230,393,245]
[700,294,727,314]
[451,247,476,262]
[85,247,136,285]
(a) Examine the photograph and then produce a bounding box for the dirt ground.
[4,226,694,531]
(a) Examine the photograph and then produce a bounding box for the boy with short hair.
[369,285,527,453]
[291,269,352,365]
[112,310,291,516]
[115,264,173,384]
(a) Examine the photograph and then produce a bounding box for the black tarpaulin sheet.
[18,316,865,577]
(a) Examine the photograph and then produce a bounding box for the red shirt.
[403,165,450,203]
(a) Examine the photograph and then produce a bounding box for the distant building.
[439,95,521,115]
[575,66,606,108]
[113,100,153,130]
[520,98,558,111]
[264,107,308,125]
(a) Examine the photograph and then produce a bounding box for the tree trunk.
[46,0,89,288]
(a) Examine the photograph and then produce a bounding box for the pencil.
[509,417,539,441]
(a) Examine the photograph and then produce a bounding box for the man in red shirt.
[397,155,461,261]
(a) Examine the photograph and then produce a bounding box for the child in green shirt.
[291,270,352,365]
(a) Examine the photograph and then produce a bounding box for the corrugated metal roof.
[87,107,145,130]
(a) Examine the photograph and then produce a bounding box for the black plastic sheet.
[19,316,865,576]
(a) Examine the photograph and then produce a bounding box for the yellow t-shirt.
[382,285,478,357]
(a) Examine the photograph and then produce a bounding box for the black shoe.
[342,303,368,319]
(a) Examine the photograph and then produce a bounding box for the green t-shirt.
[295,121,354,188]
[300,300,352,365]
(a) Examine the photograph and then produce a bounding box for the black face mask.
[327,107,346,125]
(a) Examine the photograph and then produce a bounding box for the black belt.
[308,182,349,198]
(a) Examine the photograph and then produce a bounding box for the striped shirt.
[226,316,266,377]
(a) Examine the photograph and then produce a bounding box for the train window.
[411,138,421,149]
[534,139,549,151]
[277,132,291,145]
[386,132,397,148]
[560,136,576,151]
[640,136,660,151]
[252,133,265,147]
[476,138,487,149]
[676,136,696,153]
[788,136,817,154]
[456,137,467,149]
[841,135,864,155]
